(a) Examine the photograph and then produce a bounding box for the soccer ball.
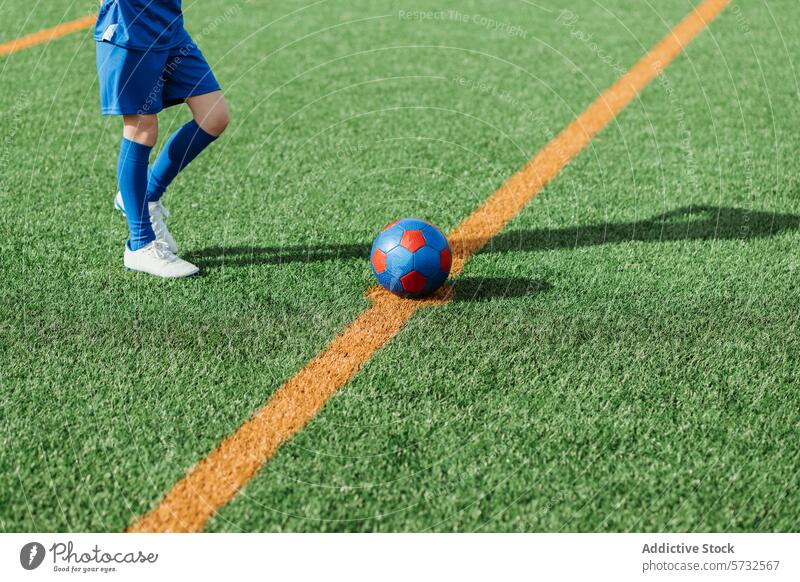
[370,217,452,297]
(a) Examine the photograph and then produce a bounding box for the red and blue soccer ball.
[370,218,452,297]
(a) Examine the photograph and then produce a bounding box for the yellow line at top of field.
[0,15,95,57]
[128,0,731,533]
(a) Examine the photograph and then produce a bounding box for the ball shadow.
[449,277,552,302]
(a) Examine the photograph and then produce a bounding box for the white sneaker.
[124,240,200,278]
[115,191,179,253]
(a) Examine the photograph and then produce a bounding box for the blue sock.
[146,120,217,202]
[117,138,155,251]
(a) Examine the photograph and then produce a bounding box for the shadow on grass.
[449,277,552,302]
[188,205,799,269]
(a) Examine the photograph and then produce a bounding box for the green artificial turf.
[0,0,94,41]
[1,0,798,532]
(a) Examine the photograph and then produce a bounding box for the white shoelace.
[146,240,177,262]
[149,201,170,239]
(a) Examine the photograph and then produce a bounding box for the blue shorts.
[96,38,220,116]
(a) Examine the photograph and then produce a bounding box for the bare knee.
[197,100,230,137]
[122,114,158,147]
[186,91,230,137]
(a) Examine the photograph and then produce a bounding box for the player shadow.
[485,204,800,253]
[188,205,799,268]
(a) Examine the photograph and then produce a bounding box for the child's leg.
[119,114,157,250]
[187,91,230,137]
[146,91,230,202]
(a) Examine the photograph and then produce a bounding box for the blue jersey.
[94,0,191,51]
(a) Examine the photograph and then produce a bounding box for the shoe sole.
[125,266,201,278]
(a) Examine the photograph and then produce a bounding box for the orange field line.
[128,0,730,533]
[0,15,95,58]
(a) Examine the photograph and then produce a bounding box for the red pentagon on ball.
[382,219,400,231]
[400,230,426,253]
[400,271,427,293]
[439,247,452,272]
[372,248,387,274]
